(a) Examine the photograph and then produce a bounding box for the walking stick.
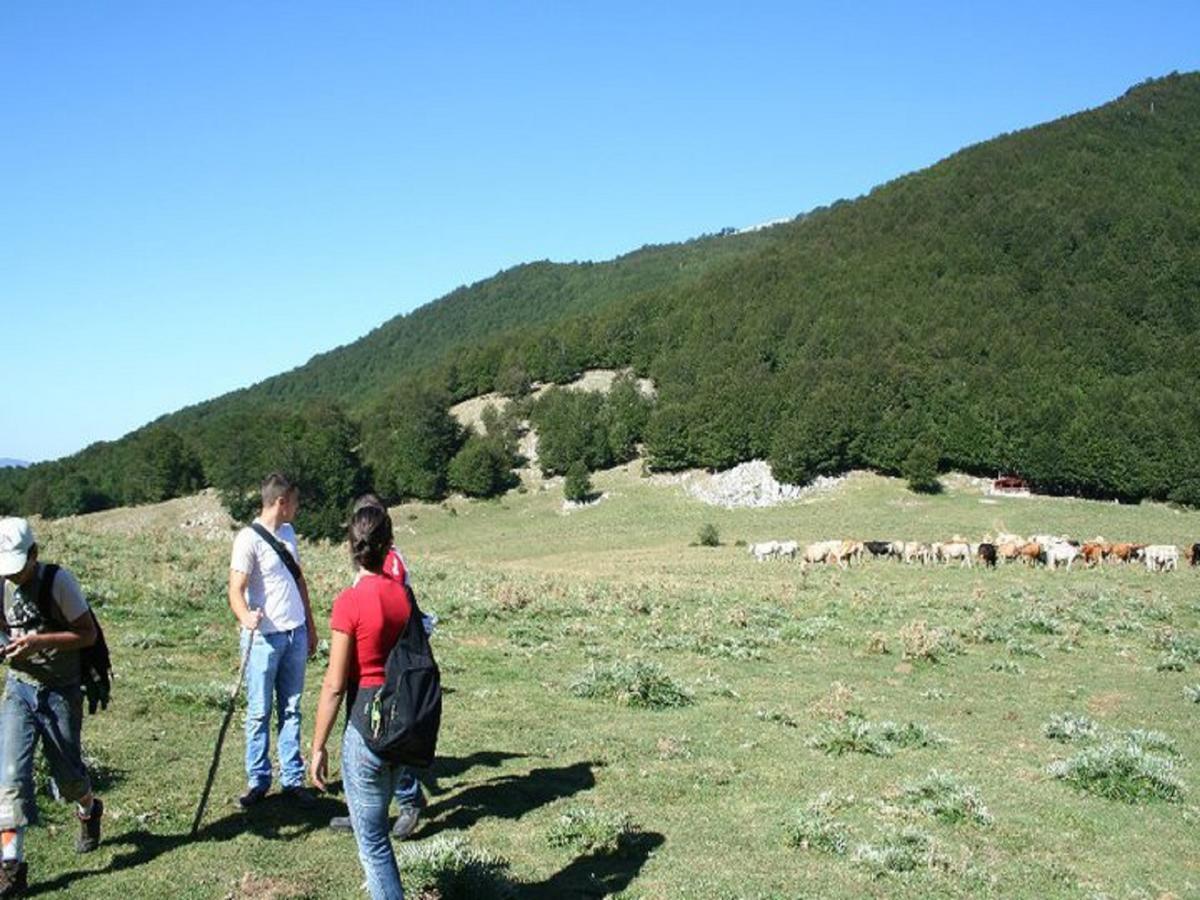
[191,625,256,836]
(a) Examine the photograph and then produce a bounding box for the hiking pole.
[191,624,256,836]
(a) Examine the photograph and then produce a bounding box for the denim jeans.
[242,625,307,790]
[0,675,91,829]
[342,723,408,900]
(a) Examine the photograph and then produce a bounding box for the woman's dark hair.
[352,492,386,514]
[349,506,393,572]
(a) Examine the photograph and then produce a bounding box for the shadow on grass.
[24,790,342,898]
[25,756,608,897]
[522,830,665,899]
[418,760,599,838]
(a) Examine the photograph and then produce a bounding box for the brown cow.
[1109,542,1143,563]
[1019,542,1044,565]
[1080,542,1108,567]
[997,542,1023,563]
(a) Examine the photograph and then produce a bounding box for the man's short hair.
[261,472,297,508]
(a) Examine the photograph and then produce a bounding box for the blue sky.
[3,1,1198,462]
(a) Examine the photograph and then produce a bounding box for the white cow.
[1143,544,1179,572]
[776,540,799,559]
[1045,541,1079,570]
[941,541,973,568]
[749,541,781,562]
[803,540,841,566]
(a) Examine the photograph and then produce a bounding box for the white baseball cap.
[0,518,34,577]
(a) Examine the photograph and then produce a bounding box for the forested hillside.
[5,72,1198,536]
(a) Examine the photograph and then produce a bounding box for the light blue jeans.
[0,676,91,829]
[241,625,307,790]
[343,723,407,900]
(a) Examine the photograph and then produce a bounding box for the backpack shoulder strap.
[36,563,62,625]
[249,523,303,588]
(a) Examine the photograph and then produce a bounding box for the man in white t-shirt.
[228,473,317,807]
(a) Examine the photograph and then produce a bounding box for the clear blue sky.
[3,1,1198,462]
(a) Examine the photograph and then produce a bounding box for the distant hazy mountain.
[0,459,28,469]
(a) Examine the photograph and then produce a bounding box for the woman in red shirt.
[310,505,413,900]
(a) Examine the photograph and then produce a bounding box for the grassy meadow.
[20,468,1200,898]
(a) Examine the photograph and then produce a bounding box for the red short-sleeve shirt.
[329,573,412,687]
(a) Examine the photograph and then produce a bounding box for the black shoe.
[281,785,317,808]
[238,784,269,808]
[391,804,420,840]
[76,797,103,853]
[0,860,26,897]
[328,814,353,832]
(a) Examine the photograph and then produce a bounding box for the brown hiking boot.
[0,860,27,897]
[76,798,103,853]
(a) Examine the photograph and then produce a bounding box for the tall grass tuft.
[546,805,637,854]
[397,835,517,899]
[1043,713,1099,742]
[900,770,993,825]
[570,659,693,709]
[808,714,945,757]
[786,807,849,855]
[852,827,934,876]
[1047,737,1185,803]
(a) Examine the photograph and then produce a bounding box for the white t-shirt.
[230,521,305,633]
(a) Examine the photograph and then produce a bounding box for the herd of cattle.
[747,535,1200,572]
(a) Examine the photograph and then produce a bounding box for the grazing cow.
[803,540,840,566]
[901,542,932,565]
[1080,542,1108,567]
[1188,542,1200,566]
[977,543,997,568]
[1109,542,1139,563]
[1019,542,1045,565]
[1143,544,1179,572]
[864,541,893,559]
[997,542,1023,564]
[941,541,973,568]
[1045,542,1079,570]
[749,541,780,562]
[828,540,863,569]
[776,540,798,560]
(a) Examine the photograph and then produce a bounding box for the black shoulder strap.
[249,523,303,588]
[36,563,62,625]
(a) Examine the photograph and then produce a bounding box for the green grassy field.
[19,470,1200,898]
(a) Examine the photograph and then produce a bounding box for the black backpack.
[353,586,441,767]
[37,564,112,714]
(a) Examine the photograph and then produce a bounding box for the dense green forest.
[4,73,1199,537]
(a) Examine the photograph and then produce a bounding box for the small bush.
[397,836,517,899]
[546,805,637,854]
[786,808,849,855]
[989,660,1024,675]
[900,770,993,825]
[1043,713,1098,743]
[697,523,720,547]
[563,460,593,503]
[852,827,933,875]
[570,660,693,709]
[899,620,961,663]
[1125,729,1179,756]
[1047,738,1185,803]
[1185,684,1200,703]
[808,714,944,757]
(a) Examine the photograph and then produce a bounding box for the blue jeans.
[0,675,91,829]
[343,723,409,900]
[242,626,307,790]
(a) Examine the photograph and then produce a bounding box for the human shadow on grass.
[416,760,599,838]
[24,790,343,897]
[420,750,529,796]
[521,830,665,899]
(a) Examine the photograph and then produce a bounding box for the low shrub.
[1043,713,1098,743]
[786,808,849,855]
[1047,738,1185,803]
[852,827,933,876]
[546,805,637,854]
[900,770,993,825]
[808,714,944,758]
[397,836,517,899]
[697,523,720,547]
[570,660,693,709]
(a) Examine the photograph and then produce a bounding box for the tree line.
[3,73,1199,533]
